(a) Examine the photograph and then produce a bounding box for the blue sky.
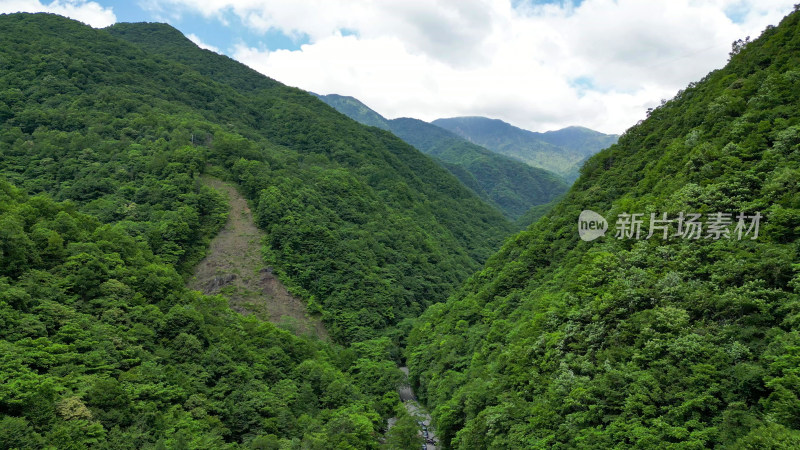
[95,1,309,53]
[1,0,797,134]
[98,0,753,56]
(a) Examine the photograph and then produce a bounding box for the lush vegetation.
[433,117,618,181]
[512,196,565,229]
[104,21,515,344]
[316,95,568,222]
[388,118,568,222]
[0,179,408,449]
[9,6,798,448]
[0,12,515,448]
[408,9,800,448]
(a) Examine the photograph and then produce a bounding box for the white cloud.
[145,0,799,133]
[187,33,221,53]
[0,0,116,28]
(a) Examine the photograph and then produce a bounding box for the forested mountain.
[0,12,514,447]
[384,118,568,223]
[409,8,800,449]
[311,94,391,131]
[433,116,618,181]
[107,23,516,341]
[315,94,568,221]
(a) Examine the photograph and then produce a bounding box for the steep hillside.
[104,20,281,93]
[409,8,800,449]
[433,116,618,181]
[0,12,511,447]
[104,21,515,344]
[315,94,568,221]
[389,118,568,221]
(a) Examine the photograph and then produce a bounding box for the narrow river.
[393,366,438,449]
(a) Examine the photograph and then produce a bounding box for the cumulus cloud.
[143,0,800,132]
[187,33,221,53]
[146,0,501,65]
[0,0,116,28]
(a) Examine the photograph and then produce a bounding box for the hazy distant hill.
[315,94,568,222]
[312,93,391,130]
[433,116,618,181]
[388,117,568,221]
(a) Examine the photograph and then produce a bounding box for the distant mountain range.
[317,94,569,223]
[433,116,618,181]
[315,94,569,223]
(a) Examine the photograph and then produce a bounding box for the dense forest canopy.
[105,20,518,343]
[4,5,799,449]
[408,8,800,449]
[0,12,517,448]
[0,13,515,344]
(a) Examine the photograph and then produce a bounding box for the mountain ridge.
[433,115,618,181]
[315,93,569,222]
[310,93,392,130]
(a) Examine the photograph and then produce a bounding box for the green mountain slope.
[433,116,618,181]
[311,93,391,130]
[315,94,569,221]
[539,125,619,153]
[104,22,515,343]
[0,12,513,447]
[105,20,282,93]
[389,117,568,221]
[409,9,800,449]
[2,14,515,343]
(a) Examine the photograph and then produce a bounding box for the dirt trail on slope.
[189,176,328,340]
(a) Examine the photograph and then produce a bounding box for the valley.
[316,93,576,224]
[1,5,799,450]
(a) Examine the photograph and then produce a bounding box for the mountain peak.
[433,116,617,180]
[314,93,391,130]
[106,21,191,47]
[107,21,280,91]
